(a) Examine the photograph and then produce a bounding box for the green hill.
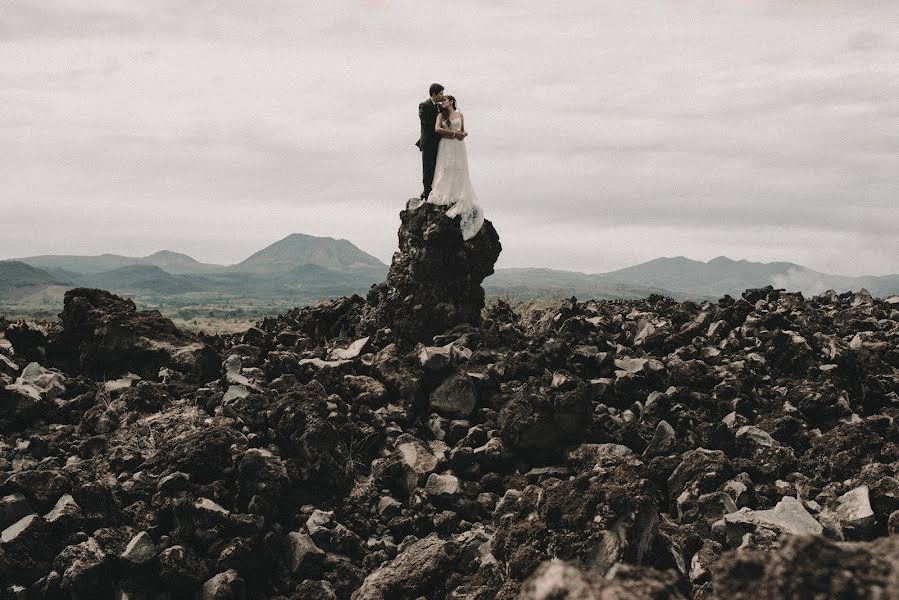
[230,234,386,274]
[0,260,63,301]
[18,251,225,275]
[82,265,205,296]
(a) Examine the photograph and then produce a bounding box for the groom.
[416,83,444,200]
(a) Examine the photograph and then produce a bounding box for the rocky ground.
[2,200,899,599]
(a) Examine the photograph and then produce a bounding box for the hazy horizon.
[8,235,899,280]
[2,1,897,276]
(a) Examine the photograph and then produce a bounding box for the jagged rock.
[343,374,386,405]
[735,425,778,448]
[352,534,457,600]
[267,382,354,500]
[294,580,338,600]
[6,362,66,401]
[157,544,209,591]
[493,456,659,588]
[358,200,501,344]
[50,288,220,380]
[43,493,82,532]
[53,537,110,595]
[151,425,245,484]
[517,560,686,600]
[121,530,157,564]
[235,448,290,507]
[201,568,246,600]
[724,496,822,545]
[287,531,325,575]
[104,373,141,394]
[643,420,676,458]
[668,448,733,520]
[429,371,477,417]
[419,343,455,370]
[0,493,32,529]
[819,485,876,539]
[222,384,250,403]
[689,539,722,584]
[391,434,439,494]
[712,535,899,599]
[4,321,49,362]
[1,362,65,430]
[1,512,41,544]
[329,336,370,360]
[425,473,461,500]
[1,469,73,513]
[499,382,590,452]
[568,443,637,470]
[305,509,334,542]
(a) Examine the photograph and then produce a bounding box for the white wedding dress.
[427,114,485,240]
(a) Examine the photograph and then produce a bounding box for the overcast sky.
[2,1,897,275]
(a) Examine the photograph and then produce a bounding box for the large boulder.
[517,560,686,600]
[712,535,899,599]
[359,200,501,344]
[492,452,660,589]
[50,288,220,381]
[352,534,458,600]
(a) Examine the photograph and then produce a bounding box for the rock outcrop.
[358,199,501,344]
[50,288,220,381]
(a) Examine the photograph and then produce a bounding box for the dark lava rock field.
[2,201,899,599]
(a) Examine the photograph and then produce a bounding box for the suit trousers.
[421,143,439,199]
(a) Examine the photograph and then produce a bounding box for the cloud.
[1,1,897,275]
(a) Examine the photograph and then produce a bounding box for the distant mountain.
[18,251,225,275]
[486,268,679,300]
[41,267,82,285]
[82,265,205,296]
[16,235,386,278]
[600,256,899,298]
[5,239,898,319]
[0,261,64,300]
[230,234,386,274]
[139,250,225,274]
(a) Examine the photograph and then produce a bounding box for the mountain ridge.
[3,243,898,318]
[14,232,387,276]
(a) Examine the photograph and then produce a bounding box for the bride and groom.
[416,82,484,240]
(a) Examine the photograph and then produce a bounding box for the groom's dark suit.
[417,98,442,199]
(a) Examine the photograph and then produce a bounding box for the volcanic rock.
[2,251,899,598]
[352,534,457,600]
[201,568,246,600]
[50,288,220,380]
[517,560,686,600]
[724,496,823,545]
[429,370,478,417]
[358,200,501,344]
[121,530,157,564]
[713,535,899,599]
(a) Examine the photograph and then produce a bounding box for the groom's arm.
[418,102,431,127]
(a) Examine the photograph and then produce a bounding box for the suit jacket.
[416,99,441,152]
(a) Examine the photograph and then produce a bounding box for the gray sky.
[2,1,897,275]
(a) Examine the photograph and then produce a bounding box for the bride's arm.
[434,114,460,139]
[459,114,468,138]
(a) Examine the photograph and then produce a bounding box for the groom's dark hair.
[429,83,444,96]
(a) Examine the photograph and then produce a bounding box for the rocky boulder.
[359,200,501,344]
[50,288,220,381]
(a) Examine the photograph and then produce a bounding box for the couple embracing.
[416,83,484,240]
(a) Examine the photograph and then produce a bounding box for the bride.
[426,95,485,240]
